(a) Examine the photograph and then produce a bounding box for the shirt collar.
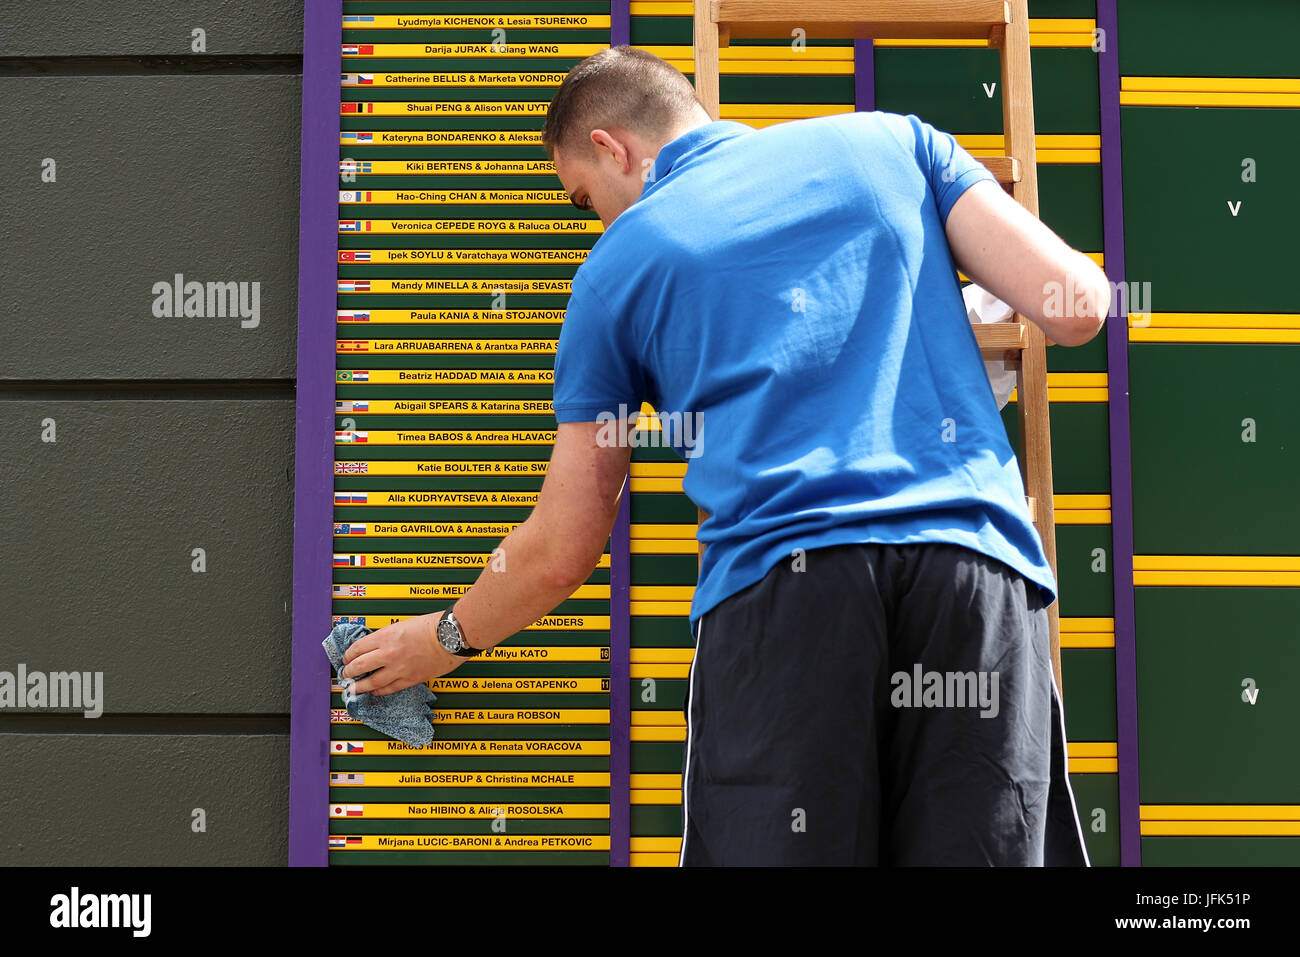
[641,120,753,196]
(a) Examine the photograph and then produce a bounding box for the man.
[341,45,1109,866]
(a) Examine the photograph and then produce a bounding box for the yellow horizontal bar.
[659,58,855,75]
[1137,555,1300,571]
[630,837,682,852]
[640,44,853,61]
[630,524,697,539]
[1130,328,1300,344]
[1067,742,1117,758]
[1121,91,1300,107]
[1054,510,1111,525]
[630,852,679,866]
[629,540,700,555]
[630,477,684,493]
[719,103,854,118]
[874,34,1094,48]
[631,664,692,679]
[1124,76,1300,93]
[630,790,682,805]
[969,148,1100,163]
[631,710,685,727]
[630,648,694,663]
[1060,632,1114,649]
[630,461,687,477]
[1062,617,1115,632]
[957,134,1100,149]
[1135,572,1300,586]
[1007,388,1109,403]
[1143,805,1300,821]
[1068,758,1118,773]
[631,602,694,616]
[1057,494,1111,508]
[631,773,682,789]
[1132,312,1300,329]
[630,726,687,742]
[1142,821,1300,836]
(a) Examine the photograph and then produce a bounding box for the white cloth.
[962,282,1018,410]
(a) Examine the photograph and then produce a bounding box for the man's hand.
[340,610,463,696]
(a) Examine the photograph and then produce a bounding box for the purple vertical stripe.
[1096,0,1141,867]
[609,483,632,867]
[608,0,632,868]
[853,38,875,111]
[611,0,630,46]
[289,0,343,867]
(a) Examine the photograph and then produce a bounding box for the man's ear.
[589,128,631,174]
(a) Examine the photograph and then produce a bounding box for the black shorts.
[678,541,1090,866]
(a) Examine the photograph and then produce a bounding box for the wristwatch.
[437,605,482,658]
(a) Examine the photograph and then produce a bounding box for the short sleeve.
[551,269,647,423]
[907,113,996,222]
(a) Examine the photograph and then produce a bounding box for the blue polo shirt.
[552,112,1058,625]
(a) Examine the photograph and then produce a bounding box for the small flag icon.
[333,617,366,626]
[352,371,370,382]
[346,742,364,752]
[331,772,364,784]
[339,461,368,474]
[345,806,364,817]
[329,836,347,848]
[333,492,367,504]
[333,523,367,535]
[338,250,372,263]
[337,309,371,321]
[339,192,372,203]
[352,132,373,143]
[343,15,376,23]
[337,280,371,292]
[339,221,362,232]
[347,836,364,845]
[358,74,374,85]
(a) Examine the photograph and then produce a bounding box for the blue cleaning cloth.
[322,622,437,748]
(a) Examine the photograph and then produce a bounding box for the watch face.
[437,615,462,652]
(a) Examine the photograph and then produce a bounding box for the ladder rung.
[712,0,1011,44]
[978,156,1020,185]
[972,320,1026,356]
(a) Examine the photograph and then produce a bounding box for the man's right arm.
[943,178,1109,347]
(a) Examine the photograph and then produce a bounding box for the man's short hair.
[541,45,704,161]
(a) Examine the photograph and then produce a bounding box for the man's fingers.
[348,667,389,696]
[371,676,415,697]
[340,647,386,680]
[342,630,384,665]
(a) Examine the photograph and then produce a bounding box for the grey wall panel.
[2,399,294,712]
[0,76,301,379]
[0,734,288,865]
[1,1,304,57]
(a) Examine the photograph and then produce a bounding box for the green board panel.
[1141,838,1300,866]
[1069,773,1120,867]
[1130,344,1300,553]
[874,48,1099,135]
[1061,648,1117,740]
[1118,0,1300,78]
[1135,587,1300,804]
[1001,401,1111,494]
[1121,107,1298,313]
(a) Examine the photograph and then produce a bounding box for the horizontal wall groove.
[0,714,290,734]
[0,380,295,400]
[0,55,302,76]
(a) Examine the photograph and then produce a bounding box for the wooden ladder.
[690,0,1064,696]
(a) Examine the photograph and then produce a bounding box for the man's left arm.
[341,420,632,694]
